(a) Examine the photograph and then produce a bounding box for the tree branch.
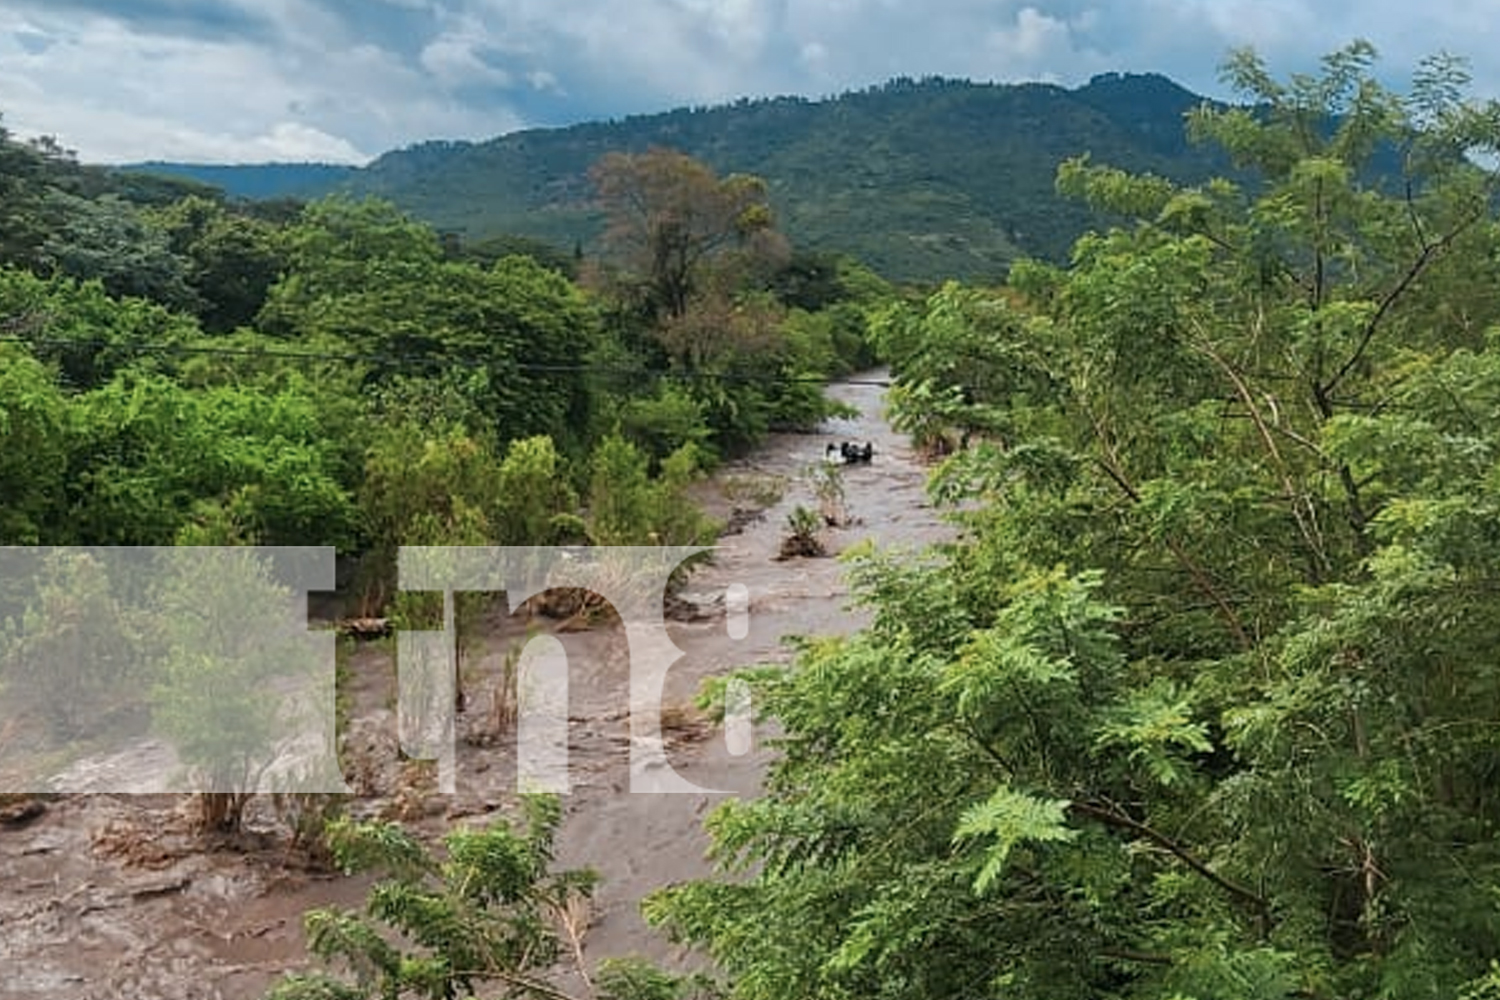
[1068,799,1270,916]
[1100,948,1174,966]
[1321,207,1483,399]
[1193,331,1331,582]
[1087,434,1253,653]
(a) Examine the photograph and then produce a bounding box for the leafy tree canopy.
[646,41,1500,1000]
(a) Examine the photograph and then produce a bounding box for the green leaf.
[953,786,1077,893]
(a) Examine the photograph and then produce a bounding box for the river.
[0,372,955,999]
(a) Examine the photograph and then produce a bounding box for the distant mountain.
[349,73,1229,281]
[111,161,359,201]
[117,73,1231,281]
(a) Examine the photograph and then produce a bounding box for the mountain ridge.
[117,71,1228,280]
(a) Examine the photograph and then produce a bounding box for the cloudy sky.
[1,0,1496,165]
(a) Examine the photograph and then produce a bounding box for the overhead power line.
[0,333,894,387]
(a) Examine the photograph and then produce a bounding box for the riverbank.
[0,372,955,999]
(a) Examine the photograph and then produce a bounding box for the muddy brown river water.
[0,373,955,999]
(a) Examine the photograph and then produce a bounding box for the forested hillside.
[121,72,1230,282]
[115,161,358,201]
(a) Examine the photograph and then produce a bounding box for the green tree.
[0,549,141,745]
[589,147,785,322]
[0,264,198,391]
[259,197,599,451]
[871,281,1060,453]
[67,375,357,548]
[263,796,597,1000]
[0,119,105,270]
[585,434,717,547]
[588,149,865,455]
[0,117,50,268]
[645,43,1500,1000]
[0,342,71,543]
[39,191,202,312]
[585,433,658,546]
[494,435,580,546]
[148,545,328,833]
[152,195,286,333]
[356,424,506,613]
[460,234,578,278]
[614,382,713,469]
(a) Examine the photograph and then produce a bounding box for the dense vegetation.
[0,117,884,830]
[632,43,1500,1000]
[121,72,1233,283]
[0,119,880,550]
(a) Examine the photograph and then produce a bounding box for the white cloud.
[1198,0,1317,49]
[1,92,371,164]
[166,121,370,163]
[0,2,525,162]
[421,34,513,88]
[673,0,776,50]
[981,6,1105,81]
[799,40,829,72]
[7,0,1500,163]
[526,69,561,92]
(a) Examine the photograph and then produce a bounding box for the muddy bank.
[0,372,954,999]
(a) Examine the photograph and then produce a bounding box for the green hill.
[118,73,1233,282]
[346,72,1228,281]
[111,161,358,201]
